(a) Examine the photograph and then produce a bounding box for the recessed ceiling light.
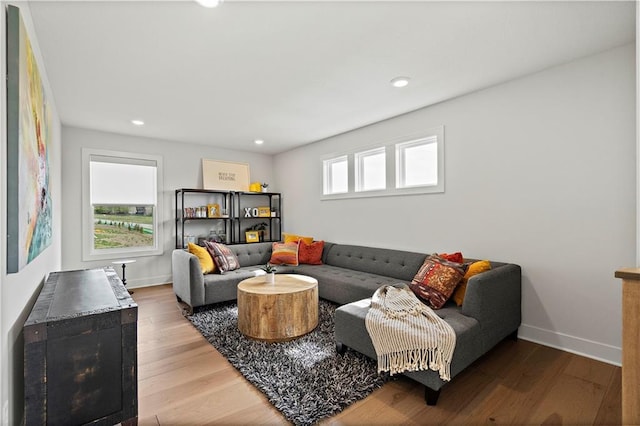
[131,119,144,126]
[254,139,264,145]
[195,0,223,7]
[390,77,410,88]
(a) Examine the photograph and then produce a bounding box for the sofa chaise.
[171,241,521,404]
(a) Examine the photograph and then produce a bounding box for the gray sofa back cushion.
[230,242,272,267]
[324,244,427,282]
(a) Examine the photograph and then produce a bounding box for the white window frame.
[323,155,349,195]
[355,147,386,192]
[82,148,164,261]
[396,136,439,189]
[321,126,444,200]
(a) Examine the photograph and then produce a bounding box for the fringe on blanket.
[365,285,456,381]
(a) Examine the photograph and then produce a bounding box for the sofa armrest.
[172,249,205,309]
[461,264,522,352]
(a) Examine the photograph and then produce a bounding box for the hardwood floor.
[133,284,621,425]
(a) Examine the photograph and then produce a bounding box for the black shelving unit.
[175,188,232,249]
[175,189,282,248]
[233,191,282,243]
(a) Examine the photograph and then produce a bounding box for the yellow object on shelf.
[249,182,262,192]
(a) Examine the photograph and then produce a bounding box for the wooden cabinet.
[24,268,138,426]
[175,188,282,248]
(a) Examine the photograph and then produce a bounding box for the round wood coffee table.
[237,274,319,342]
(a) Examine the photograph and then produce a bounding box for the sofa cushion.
[295,264,409,305]
[205,242,240,273]
[270,242,299,266]
[334,297,483,391]
[323,244,426,282]
[452,260,492,306]
[298,240,324,265]
[229,241,272,267]
[188,243,215,274]
[410,255,465,309]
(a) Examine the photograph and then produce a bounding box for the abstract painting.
[6,5,52,273]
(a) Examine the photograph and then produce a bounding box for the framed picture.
[202,159,250,192]
[207,203,220,218]
[245,231,260,243]
[257,207,271,217]
[6,6,53,273]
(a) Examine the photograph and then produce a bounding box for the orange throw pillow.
[269,242,299,266]
[440,252,464,263]
[298,240,324,265]
[452,260,492,306]
[283,233,314,245]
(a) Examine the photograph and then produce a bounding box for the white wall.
[0,2,63,424]
[61,126,274,286]
[274,44,636,365]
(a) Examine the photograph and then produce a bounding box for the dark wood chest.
[24,267,138,425]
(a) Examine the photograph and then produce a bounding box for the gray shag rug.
[187,299,387,426]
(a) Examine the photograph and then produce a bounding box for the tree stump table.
[237,274,318,342]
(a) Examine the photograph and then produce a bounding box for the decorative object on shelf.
[183,235,197,247]
[249,182,262,192]
[202,159,250,191]
[261,182,269,193]
[261,263,277,284]
[207,203,220,218]
[244,207,272,218]
[246,222,268,242]
[245,230,260,243]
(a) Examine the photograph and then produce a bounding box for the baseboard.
[126,274,172,289]
[518,323,621,366]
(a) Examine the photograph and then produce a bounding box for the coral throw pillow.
[452,260,492,306]
[283,233,314,245]
[269,242,299,266]
[410,255,466,309]
[204,241,240,273]
[298,240,324,265]
[439,252,464,263]
[188,242,215,274]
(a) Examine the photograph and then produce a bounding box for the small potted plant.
[261,263,277,284]
[261,182,269,193]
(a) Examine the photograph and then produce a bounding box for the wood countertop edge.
[615,267,640,281]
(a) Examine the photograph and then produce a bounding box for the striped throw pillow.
[269,242,299,266]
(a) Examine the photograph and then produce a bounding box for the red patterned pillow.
[298,240,324,265]
[204,241,240,273]
[269,242,299,266]
[439,252,463,263]
[410,255,466,309]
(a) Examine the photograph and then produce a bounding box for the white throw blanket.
[365,285,456,381]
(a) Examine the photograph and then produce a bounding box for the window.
[323,155,348,195]
[355,147,386,192]
[82,149,163,260]
[396,136,438,188]
[321,126,444,200]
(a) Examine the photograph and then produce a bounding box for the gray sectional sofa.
[171,241,521,405]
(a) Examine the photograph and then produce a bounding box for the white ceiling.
[27,1,635,154]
